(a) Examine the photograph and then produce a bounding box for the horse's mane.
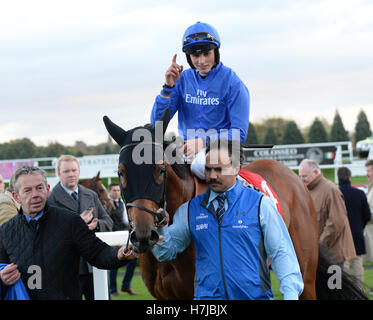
[163,139,192,181]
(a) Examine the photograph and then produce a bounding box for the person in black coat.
[0,166,137,300]
[107,182,138,296]
[338,166,371,287]
[48,154,114,300]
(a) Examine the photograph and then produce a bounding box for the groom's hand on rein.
[156,208,169,227]
[117,246,139,261]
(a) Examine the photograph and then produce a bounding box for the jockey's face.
[190,49,215,74]
[58,160,80,191]
[205,148,239,193]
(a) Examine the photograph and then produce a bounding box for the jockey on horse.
[150,21,282,216]
[150,21,250,180]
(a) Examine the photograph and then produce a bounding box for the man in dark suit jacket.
[338,166,371,287]
[48,155,113,300]
[0,166,136,300]
[107,182,138,296]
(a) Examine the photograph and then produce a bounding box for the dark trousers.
[79,274,95,300]
[109,259,137,293]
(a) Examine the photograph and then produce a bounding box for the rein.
[124,184,167,252]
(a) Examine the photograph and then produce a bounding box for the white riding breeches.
[191,148,206,180]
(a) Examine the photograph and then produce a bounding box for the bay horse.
[103,109,367,300]
[80,171,115,214]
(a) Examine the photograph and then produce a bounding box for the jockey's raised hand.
[181,138,204,161]
[165,54,183,87]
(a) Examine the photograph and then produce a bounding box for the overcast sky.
[0,0,372,146]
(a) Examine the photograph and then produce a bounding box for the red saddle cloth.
[238,169,283,218]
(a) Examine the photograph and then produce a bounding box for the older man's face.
[13,173,50,218]
[299,164,319,186]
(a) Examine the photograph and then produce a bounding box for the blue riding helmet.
[182,21,221,53]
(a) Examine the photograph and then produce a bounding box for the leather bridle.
[118,142,168,250]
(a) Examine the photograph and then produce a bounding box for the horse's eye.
[154,164,166,184]
[118,165,127,189]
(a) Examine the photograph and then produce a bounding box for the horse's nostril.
[130,231,138,245]
[149,230,159,245]
[128,228,160,254]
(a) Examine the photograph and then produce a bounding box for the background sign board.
[243,145,337,167]
[51,154,120,179]
[0,155,120,183]
[78,154,119,178]
[0,160,35,179]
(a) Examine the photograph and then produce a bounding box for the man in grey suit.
[48,155,113,300]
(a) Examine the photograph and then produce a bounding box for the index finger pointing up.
[172,53,177,64]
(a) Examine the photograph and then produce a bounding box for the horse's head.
[103,109,171,253]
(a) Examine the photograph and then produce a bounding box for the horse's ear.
[160,108,170,134]
[96,171,100,180]
[103,116,127,147]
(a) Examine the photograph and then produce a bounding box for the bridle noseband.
[126,200,167,226]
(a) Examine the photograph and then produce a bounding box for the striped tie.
[215,194,226,225]
[71,191,79,201]
[71,191,80,212]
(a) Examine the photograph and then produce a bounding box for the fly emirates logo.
[185,89,220,106]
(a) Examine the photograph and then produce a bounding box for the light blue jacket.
[150,62,250,143]
[152,180,304,300]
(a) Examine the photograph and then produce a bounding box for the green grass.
[109,266,155,300]
[109,265,373,300]
[351,176,370,185]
